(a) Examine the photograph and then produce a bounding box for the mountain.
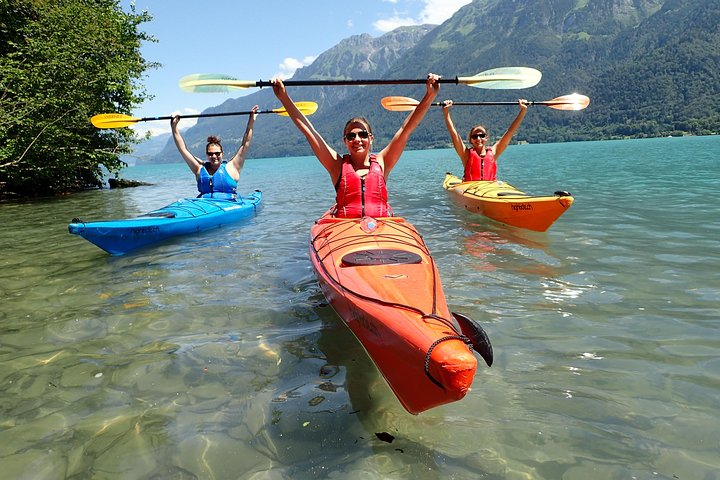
[147,25,435,164]
[582,0,720,138]
[353,0,719,145]
[121,132,170,166]
[145,0,720,164]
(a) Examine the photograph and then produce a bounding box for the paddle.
[381,93,590,112]
[178,67,542,93]
[90,102,319,129]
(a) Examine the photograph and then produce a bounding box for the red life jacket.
[464,148,497,181]
[334,154,392,218]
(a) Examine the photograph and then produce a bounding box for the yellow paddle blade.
[380,96,419,111]
[275,101,319,116]
[458,67,542,89]
[91,113,141,129]
[543,93,590,111]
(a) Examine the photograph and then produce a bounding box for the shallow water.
[1,136,719,479]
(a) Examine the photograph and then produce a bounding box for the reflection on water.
[460,220,552,271]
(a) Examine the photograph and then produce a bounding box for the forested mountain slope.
[147,0,719,163]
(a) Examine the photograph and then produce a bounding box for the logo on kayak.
[130,226,161,235]
[349,305,380,337]
[511,204,533,211]
[360,217,378,233]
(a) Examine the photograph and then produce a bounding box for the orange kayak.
[309,210,492,414]
[443,173,574,232]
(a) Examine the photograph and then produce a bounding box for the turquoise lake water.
[1,136,719,479]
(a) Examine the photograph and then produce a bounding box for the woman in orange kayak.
[170,106,259,199]
[271,74,440,217]
[442,98,528,181]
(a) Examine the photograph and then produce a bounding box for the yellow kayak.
[443,173,573,232]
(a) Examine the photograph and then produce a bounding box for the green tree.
[0,0,156,198]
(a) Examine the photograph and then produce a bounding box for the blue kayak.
[68,190,262,255]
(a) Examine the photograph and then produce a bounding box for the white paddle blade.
[549,93,590,111]
[380,96,419,111]
[461,67,542,89]
[179,74,255,93]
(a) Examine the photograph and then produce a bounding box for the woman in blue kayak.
[442,99,528,181]
[270,74,440,217]
[170,105,259,200]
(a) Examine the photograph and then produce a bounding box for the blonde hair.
[343,117,373,135]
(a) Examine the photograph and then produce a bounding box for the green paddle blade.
[179,74,256,93]
[458,67,542,89]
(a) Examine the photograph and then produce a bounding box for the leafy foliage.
[0,0,156,198]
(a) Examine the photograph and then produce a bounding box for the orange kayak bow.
[309,210,492,414]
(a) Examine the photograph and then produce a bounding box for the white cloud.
[373,15,419,33]
[132,107,199,137]
[373,0,471,33]
[170,107,201,118]
[275,56,316,80]
[418,0,471,24]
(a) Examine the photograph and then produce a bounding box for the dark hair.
[206,135,223,152]
[343,117,373,135]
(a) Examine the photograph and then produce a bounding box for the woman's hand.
[426,73,440,97]
[270,77,286,98]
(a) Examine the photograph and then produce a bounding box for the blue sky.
[120,0,471,136]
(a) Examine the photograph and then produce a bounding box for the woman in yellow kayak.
[270,74,440,217]
[442,99,528,181]
[170,106,259,200]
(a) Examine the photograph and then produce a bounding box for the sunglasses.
[471,132,487,139]
[344,130,370,141]
[206,151,222,156]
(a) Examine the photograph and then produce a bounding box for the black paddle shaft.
[254,78,463,88]
[140,110,272,122]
